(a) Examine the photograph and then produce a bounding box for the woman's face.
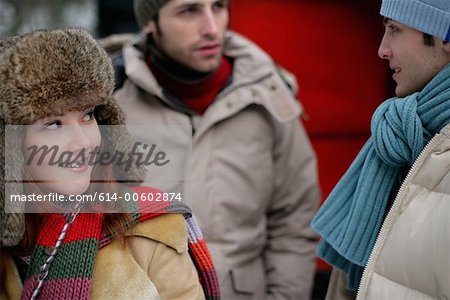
[23,107,101,196]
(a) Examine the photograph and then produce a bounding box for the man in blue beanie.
[312,0,450,299]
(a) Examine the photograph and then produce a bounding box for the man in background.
[113,1,321,299]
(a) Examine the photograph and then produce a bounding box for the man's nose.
[200,9,219,37]
[378,34,392,59]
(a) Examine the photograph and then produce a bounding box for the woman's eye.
[45,121,62,130]
[83,111,96,122]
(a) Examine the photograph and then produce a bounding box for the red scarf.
[147,56,233,115]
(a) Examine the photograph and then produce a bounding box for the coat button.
[270,84,277,91]
[226,102,234,109]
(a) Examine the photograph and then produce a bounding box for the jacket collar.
[123,31,301,123]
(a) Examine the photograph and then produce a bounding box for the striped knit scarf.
[312,63,450,290]
[20,186,220,299]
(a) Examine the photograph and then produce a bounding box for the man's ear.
[143,21,156,34]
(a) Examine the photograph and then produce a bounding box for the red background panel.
[230,0,388,135]
[229,0,392,273]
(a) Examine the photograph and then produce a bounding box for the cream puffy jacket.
[326,123,450,300]
[113,31,321,299]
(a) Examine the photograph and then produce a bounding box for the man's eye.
[214,1,228,9]
[180,7,197,14]
[388,25,397,32]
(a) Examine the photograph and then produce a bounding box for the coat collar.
[123,31,302,123]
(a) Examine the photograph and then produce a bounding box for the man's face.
[145,0,229,73]
[378,19,450,97]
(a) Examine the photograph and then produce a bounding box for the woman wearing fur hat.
[0,28,219,300]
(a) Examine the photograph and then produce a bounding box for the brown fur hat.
[0,28,145,247]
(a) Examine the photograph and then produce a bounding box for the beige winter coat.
[114,31,321,300]
[1,214,204,300]
[325,123,450,300]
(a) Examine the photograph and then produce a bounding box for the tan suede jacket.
[1,214,205,300]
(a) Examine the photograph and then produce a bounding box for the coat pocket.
[230,259,265,296]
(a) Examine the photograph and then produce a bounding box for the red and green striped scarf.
[20,186,220,300]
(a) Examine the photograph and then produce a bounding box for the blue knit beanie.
[380,0,450,42]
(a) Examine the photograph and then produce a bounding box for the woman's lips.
[66,164,89,174]
[60,161,89,173]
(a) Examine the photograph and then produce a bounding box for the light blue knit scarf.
[312,63,450,290]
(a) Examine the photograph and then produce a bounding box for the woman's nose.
[66,125,95,153]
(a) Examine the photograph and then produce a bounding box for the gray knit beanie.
[134,0,168,28]
[380,0,450,42]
